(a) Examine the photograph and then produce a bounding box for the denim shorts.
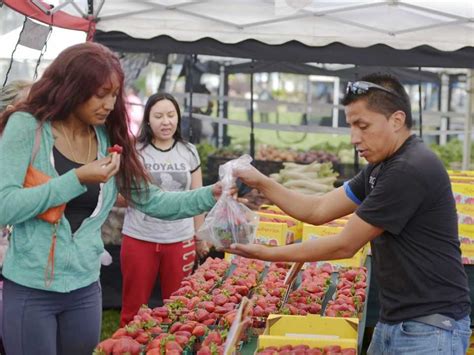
[368,315,472,355]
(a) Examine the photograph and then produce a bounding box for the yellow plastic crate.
[263,314,358,339]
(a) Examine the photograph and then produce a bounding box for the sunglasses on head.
[346,81,402,99]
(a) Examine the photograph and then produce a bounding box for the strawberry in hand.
[108,144,123,154]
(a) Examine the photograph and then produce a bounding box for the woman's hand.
[211,182,238,200]
[195,239,210,259]
[75,152,121,184]
[234,165,268,189]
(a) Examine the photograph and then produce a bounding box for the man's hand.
[234,165,268,190]
[224,243,269,261]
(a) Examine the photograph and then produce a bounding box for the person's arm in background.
[235,165,357,225]
[190,167,209,258]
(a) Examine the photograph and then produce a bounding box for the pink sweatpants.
[119,234,196,326]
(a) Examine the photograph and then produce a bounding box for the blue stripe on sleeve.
[343,181,362,205]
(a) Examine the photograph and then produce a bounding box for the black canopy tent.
[94,32,474,69]
[100,33,446,149]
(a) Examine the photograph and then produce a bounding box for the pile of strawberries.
[250,262,291,318]
[257,345,356,355]
[94,258,230,355]
[281,263,333,316]
[95,258,369,354]
[325,267,367,318]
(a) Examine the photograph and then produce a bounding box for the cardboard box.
[302,224,368,268]
[452,183,474,204]
[257,314,358,351]
[257,336,358,350]
[457,204,474,224]
[257,212,302,244]
[302,224,342,239]
[255,221,289,246]
[457,204,474,216]
[448,170,474,177]
[259,204,285,214]
[461,244,474,265]
[459,224,474,244]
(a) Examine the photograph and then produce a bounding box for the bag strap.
[30,123,42,164]
[44,222,59,288]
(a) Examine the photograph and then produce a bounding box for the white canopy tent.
[2,0,474,167]
[95,0,474,52]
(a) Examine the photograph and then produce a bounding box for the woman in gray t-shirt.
[119,93,209,326]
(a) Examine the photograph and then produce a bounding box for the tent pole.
[462,70,473,170]
[353,67,360,174]
[418,67,423,138]
[223,71,230,146]
[187,54,197,143]
[250,60,255,159]
[439,73,450,146]
[87,0,94,15]
[217,64,225,148]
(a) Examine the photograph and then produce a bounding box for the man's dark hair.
[342,73,413,128]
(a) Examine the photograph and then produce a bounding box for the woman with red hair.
[0,42,223,355]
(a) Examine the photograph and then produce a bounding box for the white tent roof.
[94,0,474,51]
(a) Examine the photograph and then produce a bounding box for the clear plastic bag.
[197,155,259,249]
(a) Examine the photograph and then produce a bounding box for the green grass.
[226,107,350,151]
[101,309,121,340]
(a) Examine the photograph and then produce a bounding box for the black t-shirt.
[53,147,100,233]
[346,135,470,323]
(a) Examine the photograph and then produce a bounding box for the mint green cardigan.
[0,112,216,292]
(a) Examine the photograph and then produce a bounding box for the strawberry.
[148,325,163,336]
[200,301,216,313]
[174,334,190,347]
[174,330,192,338]
[196,308,210,322]
[169,322,183,334]
[107,144,123,154]
[111,328,127,339]
[146,349,161,355]
[178,324,194,333]
[309,304,322,314]
[202,331,223,346]
[306,349,323,355]
[202,318,216,326]
[197,346,212,355]
[134,331,149,344]
[111,337,141,354]
[192,325,207,337]
[323,345,342,353]
[94,338,116,354]
[213,294,228,306]
[124,324,140,338]
[165,340,183,352]
[146,338,162,351]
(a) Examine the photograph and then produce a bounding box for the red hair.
[0,42,149,201]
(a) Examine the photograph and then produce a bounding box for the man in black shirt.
[226,73,471,354]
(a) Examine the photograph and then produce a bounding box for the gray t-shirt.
[122,140,201,243]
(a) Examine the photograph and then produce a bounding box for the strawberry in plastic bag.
[197,155,259,249]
